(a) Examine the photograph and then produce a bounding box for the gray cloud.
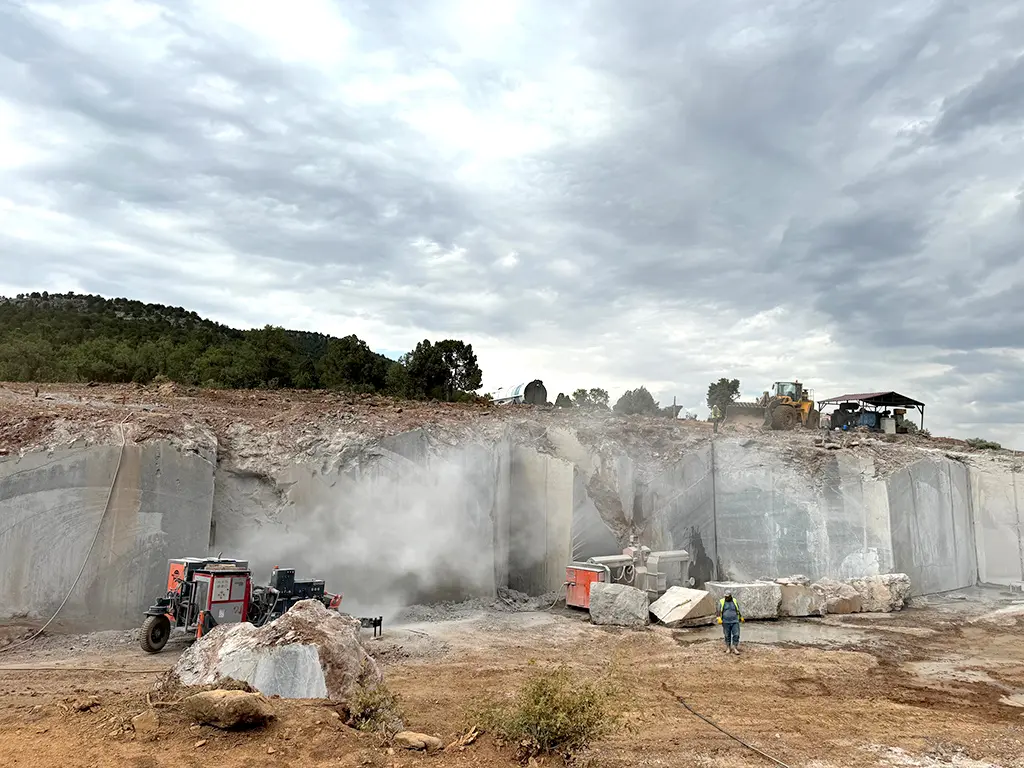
[0,0,1022,445]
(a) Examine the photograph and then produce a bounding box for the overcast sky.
[1,1,1022,447]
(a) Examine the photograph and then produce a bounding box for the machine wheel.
[140,614,171,653]
[806,409,821,429]
[771,405,798,430]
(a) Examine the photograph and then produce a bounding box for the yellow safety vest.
[718,598,743,621]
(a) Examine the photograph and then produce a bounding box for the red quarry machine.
[139,557,382,653]
[565,537,694,610]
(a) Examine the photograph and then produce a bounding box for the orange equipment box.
[565,564,606,609]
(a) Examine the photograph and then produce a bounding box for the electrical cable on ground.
[545,581,569,611]
[661,682,792,768]
[0,414,133,655]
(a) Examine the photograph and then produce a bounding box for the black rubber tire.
[772,405,798,430]
[806,409,821,429]
[140,614,171,653]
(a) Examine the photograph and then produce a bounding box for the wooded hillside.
[0,292,483,400]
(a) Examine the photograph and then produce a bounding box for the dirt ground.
[2,590,1023,768]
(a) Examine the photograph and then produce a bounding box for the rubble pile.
[170,600,385,703]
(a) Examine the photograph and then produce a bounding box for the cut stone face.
[649,587,715,627]
[705,581,782,620]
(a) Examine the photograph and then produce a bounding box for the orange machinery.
[565,539,693,610]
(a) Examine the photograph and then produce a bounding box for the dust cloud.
[231,441,508,622]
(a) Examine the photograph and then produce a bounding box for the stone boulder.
[171,600,386,704]
[811,578,862,614]
[131,709,160,741]
[182,689,274,729]
[394,731,444,751]
[588,583,649,627]
[649,587,715,627]
[705,581,781,620]
[846,573,912,612]
[778,584,826,617]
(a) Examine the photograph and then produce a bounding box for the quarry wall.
[1,429,1021,627]
[0,440,214,627]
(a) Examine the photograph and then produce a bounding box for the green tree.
[384,360,412,397]
[404,339,482,401]
[572,387,609,409]
[613,386,660,416]
[245,325,299,388]
[319,334,388,392]
[554,392,573,408]
[706,378,740,413]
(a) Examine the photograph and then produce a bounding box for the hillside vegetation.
[0,292,483,400]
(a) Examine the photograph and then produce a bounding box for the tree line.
[551,378,743,419]
[550,386,683,417]
[0,293,482,401]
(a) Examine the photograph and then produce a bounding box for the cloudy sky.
[1,0,1022,447]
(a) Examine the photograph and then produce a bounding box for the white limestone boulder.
[589,582,650,627]
[811,578,862,614]
[170,600,387,704]
[846,573,912,612]
[705,581,781,619]
[649,587,715,627]
[778,584,826,617]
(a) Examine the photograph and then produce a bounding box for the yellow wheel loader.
[723,381,820,431]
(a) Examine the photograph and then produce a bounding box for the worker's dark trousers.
[723,621,740,647]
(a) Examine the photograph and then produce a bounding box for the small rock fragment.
[131,710,160,741]
[72,696,101,712]
[194,739,207,748]
[394,731,444,752]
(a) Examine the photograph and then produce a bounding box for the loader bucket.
[723,403,766,430]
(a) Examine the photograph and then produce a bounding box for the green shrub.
[346,680,404,737]
[966,437,1002,451]
[478,665,621,762]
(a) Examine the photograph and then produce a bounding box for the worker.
[716,592,744,654]
[710,404,721,433]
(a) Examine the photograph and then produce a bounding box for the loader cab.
[773,381,803,401]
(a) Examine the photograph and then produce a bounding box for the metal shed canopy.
[818,391,924,408]
[818,391,925,428]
